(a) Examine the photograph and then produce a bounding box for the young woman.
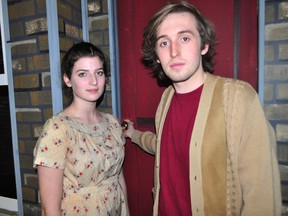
[34,42,129,216]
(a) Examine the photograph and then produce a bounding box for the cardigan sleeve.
[131,130,157,155]
[129,87,173,156]
[236,91,282,216]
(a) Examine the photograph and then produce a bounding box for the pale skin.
[38,166,63,216]
[63,56,106,124]
[155,12,209,94]
[38,56,129,216]
[124,12,209,136]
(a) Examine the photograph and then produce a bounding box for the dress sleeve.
[33,116,69,170]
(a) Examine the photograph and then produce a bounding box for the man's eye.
[182,37,190,42]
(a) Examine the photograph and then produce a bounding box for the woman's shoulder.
[41,112,70,131]
[101,112,120,125]
[47,112,69,123]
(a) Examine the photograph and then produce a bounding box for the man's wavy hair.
[141,1,217,86]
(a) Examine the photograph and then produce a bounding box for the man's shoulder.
[210,75,259,110]
[209,74,257,98]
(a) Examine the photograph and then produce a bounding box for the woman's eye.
[97,70,104,76]
[78,72,86,77]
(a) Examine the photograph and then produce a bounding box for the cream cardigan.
[131,73,282,216]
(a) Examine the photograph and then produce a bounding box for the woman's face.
[63,56,106,104]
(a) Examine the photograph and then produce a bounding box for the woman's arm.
[119,170,130,216]
[38,166,64,216]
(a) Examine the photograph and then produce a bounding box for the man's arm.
[131,130,157,155]
[238,95,281,216]
[123,120,157,155]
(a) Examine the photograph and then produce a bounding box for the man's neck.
[173,71,206,94]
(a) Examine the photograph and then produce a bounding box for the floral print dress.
[33,112,127,216]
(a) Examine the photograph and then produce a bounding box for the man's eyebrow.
[178,30,193,35]
[156,30,197,42]
[179,30,200,37]
[156,34,167,42]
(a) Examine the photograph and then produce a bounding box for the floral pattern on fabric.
[33,112,127,215]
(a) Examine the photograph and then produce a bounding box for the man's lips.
[170,62,185,68]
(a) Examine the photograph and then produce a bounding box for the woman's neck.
[64,102,102,124]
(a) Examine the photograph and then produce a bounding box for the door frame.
[258,0,265,104]
[0,0,23,214]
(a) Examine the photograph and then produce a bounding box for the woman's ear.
[201,44,209,55]
[63,74,72,87]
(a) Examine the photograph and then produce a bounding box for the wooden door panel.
[238,0,258,88]
[188,0,235,78]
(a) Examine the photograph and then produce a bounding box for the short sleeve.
[33,116,69,169]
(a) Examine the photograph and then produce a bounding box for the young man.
[124,1,281,215]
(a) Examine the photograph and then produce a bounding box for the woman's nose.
[90,74,98,85]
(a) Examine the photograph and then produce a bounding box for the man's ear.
[63,74,72,87]
[201,44,209,55]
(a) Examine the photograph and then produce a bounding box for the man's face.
[155,12,208,93]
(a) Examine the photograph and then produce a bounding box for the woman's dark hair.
[61,41,109,104]
[141,1,217,86]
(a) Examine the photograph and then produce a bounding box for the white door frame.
[0,0,23,214]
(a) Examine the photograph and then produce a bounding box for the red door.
[118,1,257,215]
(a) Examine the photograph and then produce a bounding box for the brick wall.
[264,0,288,214]
[8,1,50,214]
[88,0,113,114]
[6,0,111,215]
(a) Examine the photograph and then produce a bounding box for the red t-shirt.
[158,85,203,216]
